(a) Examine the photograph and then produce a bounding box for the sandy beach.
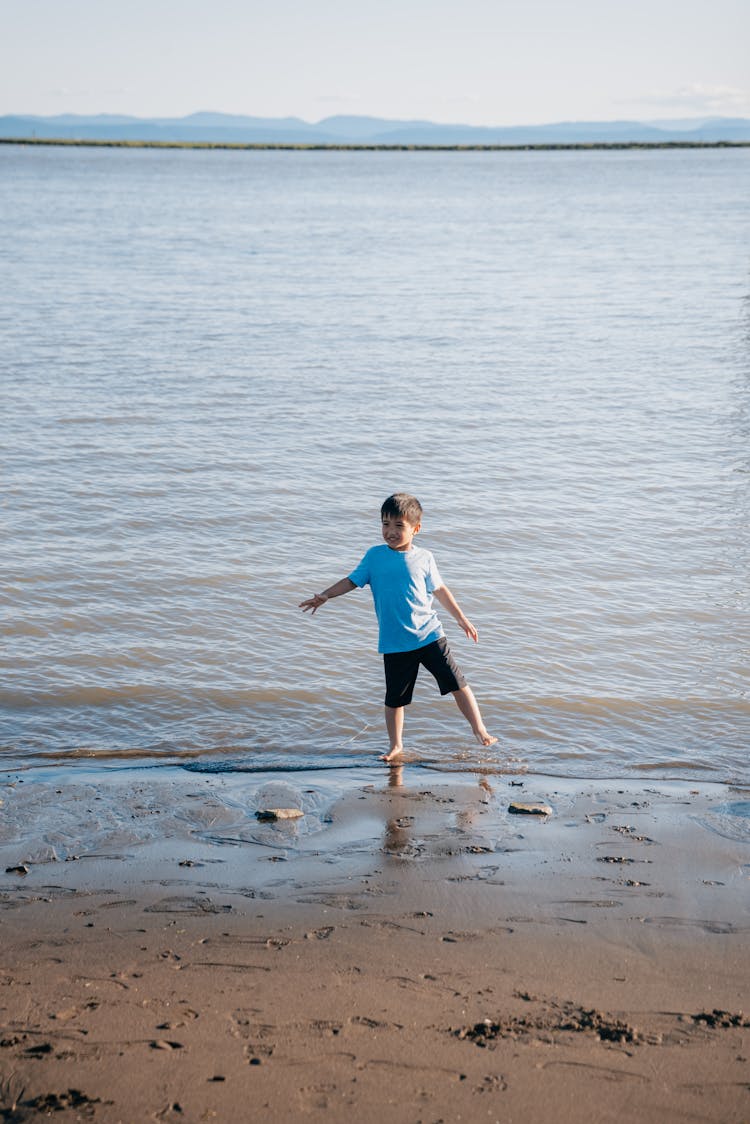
[1,766,749,1122]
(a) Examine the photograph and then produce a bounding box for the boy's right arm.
[299,577,356,614]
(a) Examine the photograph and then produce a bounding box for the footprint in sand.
[305,925,335,939]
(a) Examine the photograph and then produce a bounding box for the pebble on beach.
[508,802,553,817]
[256,808,305,821]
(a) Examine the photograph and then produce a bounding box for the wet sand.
[1,767,749,1121]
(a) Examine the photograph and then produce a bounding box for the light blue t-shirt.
[348,544,445,654]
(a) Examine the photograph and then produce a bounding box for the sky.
[1,0,748,125]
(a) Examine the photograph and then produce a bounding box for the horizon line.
[3,109,749,128]
[4,137,748,153]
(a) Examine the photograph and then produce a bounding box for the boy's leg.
[382,649,420,763]
[383,706,405,762]
[419,640,497,748]
[452,685,498,747]
[420,642,494,746]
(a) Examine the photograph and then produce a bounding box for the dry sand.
[1,766,749,1122]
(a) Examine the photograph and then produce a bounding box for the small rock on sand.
[256,808,304,821]
[508,802,553,817]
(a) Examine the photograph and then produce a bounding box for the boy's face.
[382,513,420,552]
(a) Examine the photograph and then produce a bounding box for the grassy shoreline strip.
[1,136,749,152]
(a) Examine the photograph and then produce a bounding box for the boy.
[299,493,497,762]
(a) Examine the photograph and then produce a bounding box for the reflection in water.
[381,768,497,856]
[383,765,411,854]
[388,764,404,789]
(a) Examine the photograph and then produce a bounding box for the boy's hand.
[459,617,479,643]
[299,578,355,615]
[433,585,479,643]
[299,593,328,614]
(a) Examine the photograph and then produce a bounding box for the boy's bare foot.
[381,746,403,763]
[474,730,498,747]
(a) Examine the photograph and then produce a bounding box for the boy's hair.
[381,492,423,525]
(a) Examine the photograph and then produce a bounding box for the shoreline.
[2,136,749,152]
[3,742,748,787]
[1,769,748,1120]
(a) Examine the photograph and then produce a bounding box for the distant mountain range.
[2,112,750,145]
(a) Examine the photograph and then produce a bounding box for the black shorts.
[383,637,467,708]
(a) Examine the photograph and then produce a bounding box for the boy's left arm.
[433,585,479,643]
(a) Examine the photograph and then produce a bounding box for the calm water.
[1,144,749,783]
